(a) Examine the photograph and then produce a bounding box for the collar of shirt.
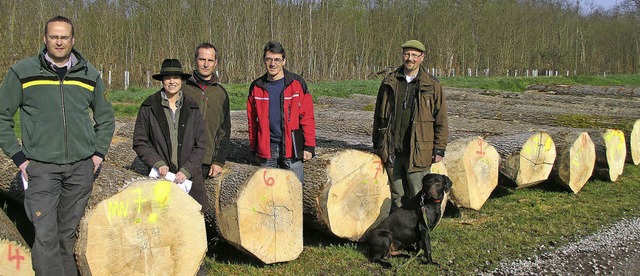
[160,90,184,110]
[44,52,77,71]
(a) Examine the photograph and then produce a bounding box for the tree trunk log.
[75,179,207,276]
[626,119,640,165]
[0,152,25,203]
[548,131,596,193]
[302,149,390,241]
[0,209,33,276]
[208,162,303,264]
[486,132,556,188]
[441,137,500,210]
[590,129,627,182]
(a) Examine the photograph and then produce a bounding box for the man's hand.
[92,155,104,173]
[19,160,29,181]
[174,171,187,184]
[433,155,443,163]
[303,150,312,161]
[209,164,223,177]
[158,165,169,177]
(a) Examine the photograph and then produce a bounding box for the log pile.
[626,119,640,165]
[207,162,303,264]
[590,129,626,182]
[76,179,207,276]
[442,136,500,210]
[486,132,556,188]
[548,131,596,193]
[0,209,33,276]
[302,150,390,241]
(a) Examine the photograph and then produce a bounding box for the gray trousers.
[257,145,304,184]
[24,158,94,276]
[390,153,430,210]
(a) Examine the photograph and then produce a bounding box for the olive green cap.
[400,40,426,52]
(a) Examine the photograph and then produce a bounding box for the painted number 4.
[7,244,25,270]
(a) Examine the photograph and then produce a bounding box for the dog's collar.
[420,194,441,206]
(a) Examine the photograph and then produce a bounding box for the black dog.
[365,173,453,268]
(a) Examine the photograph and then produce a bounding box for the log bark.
[302,149,390,241]
[208,162,303,264]
[0,209,33,276]
[485,132,556,188]
[525,84,640,97]
[76,179,207,276]
[548,131,596,193]
[590,129,627,182]
[441,137,500,210]
[626,119,640,165]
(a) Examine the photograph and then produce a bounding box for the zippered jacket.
[247,69,316,159]
[0,47,115,166]
[183,73,231,167]
[372,66,448,172]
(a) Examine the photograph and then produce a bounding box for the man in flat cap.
[372,39,449,212]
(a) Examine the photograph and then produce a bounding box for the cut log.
[441,137,500,210]
[76,179,206,276]
[548,131,596,193]
[302,150,390,241]
[626,119,640,165]
[486,132,556,188]
[208,162,302,264]
[590,129,626,182]
[0,152,25,203]
[0,209,33,276]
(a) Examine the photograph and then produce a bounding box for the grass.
[203,165,640,274]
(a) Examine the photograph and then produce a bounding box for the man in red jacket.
[247,41,316,183]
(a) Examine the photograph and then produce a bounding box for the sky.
[587,0,620,10]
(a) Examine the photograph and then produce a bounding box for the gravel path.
[481,217,640,275]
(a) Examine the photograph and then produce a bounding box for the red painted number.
[263,170,275,186]
[476,139,485,155]
[374,161,383,178]
[7,244,24,270]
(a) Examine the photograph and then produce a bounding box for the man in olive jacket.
[0,16,115,275]
[183,43,231,179]
[372,40,449,211]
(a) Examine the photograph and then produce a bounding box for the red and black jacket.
[247,69,316,159]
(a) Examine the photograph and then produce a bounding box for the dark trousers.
[390,153,430,211]
[257,145,304,184]
[24,158,94,276]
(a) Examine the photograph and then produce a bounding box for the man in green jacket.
[183,43,231,179]
[0,16,115,275]
[372,39,449,211]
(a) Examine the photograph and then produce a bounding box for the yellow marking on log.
[154,181,171,207]
[544,136,553,151]
[261,194,268,202]
[131,188,148,214]
[107,200,129,220]
[148,213,159,223]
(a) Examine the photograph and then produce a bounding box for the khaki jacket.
[372,66,448,172]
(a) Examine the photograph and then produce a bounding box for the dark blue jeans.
[257,146,304,184]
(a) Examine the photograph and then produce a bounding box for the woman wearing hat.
[133,58,209,211]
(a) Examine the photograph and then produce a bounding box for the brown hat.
[152,59,191,81]
[400,40,426,52]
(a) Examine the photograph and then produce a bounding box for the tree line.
[0,0,638,89]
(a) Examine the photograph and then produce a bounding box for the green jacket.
[183,72,231,166]
[372,66,448,172]
[0,47,115,165]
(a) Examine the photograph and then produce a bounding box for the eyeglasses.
[264,57,284,64]
[402,53,423,59]
[47,35,72,42]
